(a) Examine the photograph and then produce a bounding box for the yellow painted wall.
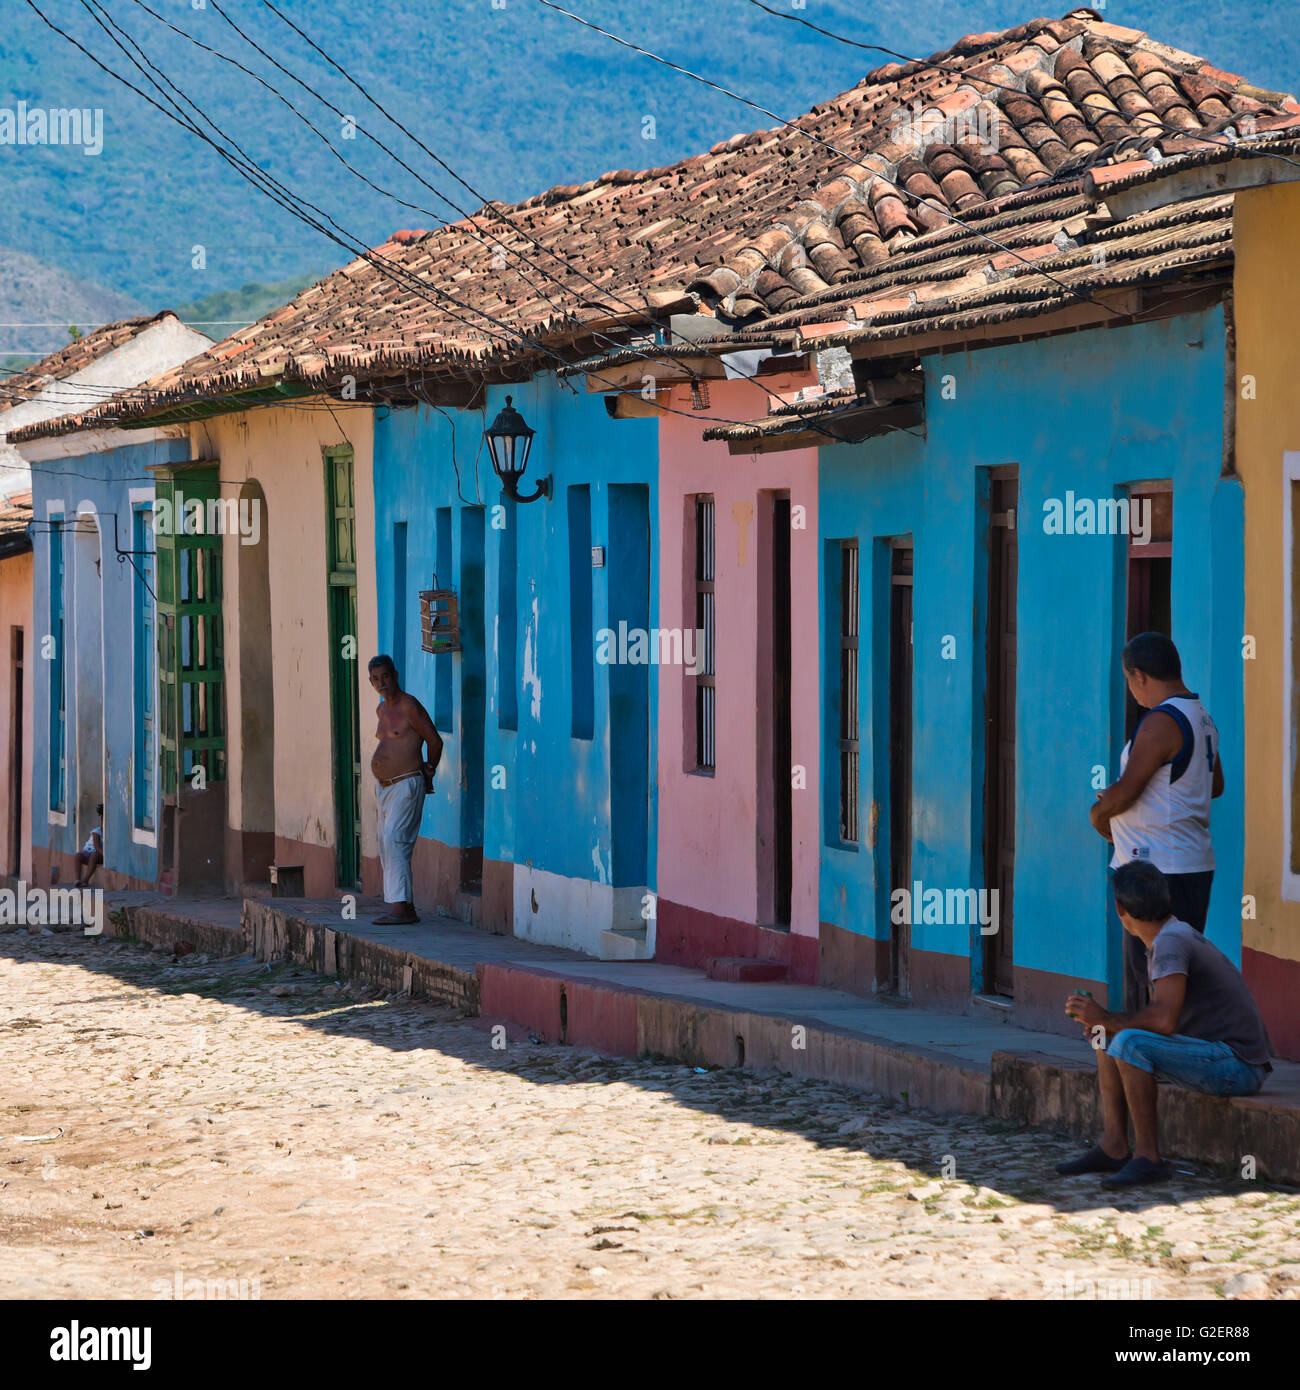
[189,404,378,876]
[1233,179,1300,969]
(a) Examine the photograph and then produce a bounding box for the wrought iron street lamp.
[484,396,550,503]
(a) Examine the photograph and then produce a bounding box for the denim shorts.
[1108,1029,1267,1097]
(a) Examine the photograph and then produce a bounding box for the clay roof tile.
[25,7,1295,434]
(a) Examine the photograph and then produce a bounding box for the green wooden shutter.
[325,446,361,887]
[154,466,225,796]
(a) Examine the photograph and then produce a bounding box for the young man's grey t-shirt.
[1148,919,1273,1070]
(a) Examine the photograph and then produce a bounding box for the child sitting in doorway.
[75,805,103,886]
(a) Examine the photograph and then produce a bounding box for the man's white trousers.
[376,775,424,904]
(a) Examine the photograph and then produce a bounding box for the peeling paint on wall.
[373,378,659,951]
[522,596,542,722]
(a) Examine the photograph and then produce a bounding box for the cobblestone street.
[2,931,1297,1301]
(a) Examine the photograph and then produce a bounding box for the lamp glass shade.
[485,396,535,482]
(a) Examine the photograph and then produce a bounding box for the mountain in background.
[2,0,1296,348]
[0,247,142,358]
[172,272,330,338]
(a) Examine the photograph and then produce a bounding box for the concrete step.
[706,956,788,983]
[600,925,653,960]
[971,993,1014,1022]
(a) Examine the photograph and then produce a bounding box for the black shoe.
[1055,1145,1130,1176]
[1101,1155,1172,1189]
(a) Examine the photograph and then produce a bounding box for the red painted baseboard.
[656,899,818,982]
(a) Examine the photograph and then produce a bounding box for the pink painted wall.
[656,373,820,941]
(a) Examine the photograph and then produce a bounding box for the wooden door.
[1125,485,1173,739]
[8,627,22,875]
[459,506,486,894]
[984,472,1018,997]
[889,543,914,995]
[326,448,361,889]
[772,496,793,927]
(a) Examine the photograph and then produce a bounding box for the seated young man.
[75,805,104,887]
[1058,860,1272,1189]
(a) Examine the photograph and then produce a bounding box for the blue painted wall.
[819,308,1241,1007]
[373,375,660,893]
[29,435,191,885]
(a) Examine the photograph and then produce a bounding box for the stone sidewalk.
[99,890,1300,1186]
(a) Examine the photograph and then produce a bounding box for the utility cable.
[743,0,1300,174]
[530,0,1268,320]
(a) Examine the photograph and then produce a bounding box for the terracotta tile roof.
[1082,130,1300,200]
[701,378,925,453]
[755,177,1244,347]
[695,170,1249,446]
[0,312,176,420]
[15,8,1298,440]
[0,491,33,558]
[557,330,802,378]
[685,16,1297,325]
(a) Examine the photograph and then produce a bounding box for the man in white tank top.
[1089,633,1223,999]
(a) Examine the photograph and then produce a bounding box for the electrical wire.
[27,1,870,446]
[528,0,1131,321]
[147,0,735,406]
[255,0,697,345]
[23,0,1239,451]
[49,0,909,451]
[227,0,839,433]
[72,0,556,364]
[2,0,1271,516]
[85,0,767,432]
[128,0,555,313]
[742,0,1300,174]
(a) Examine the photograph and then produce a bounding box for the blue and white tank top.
[1109,694,1217,874]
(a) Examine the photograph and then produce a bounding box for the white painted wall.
[513,863,653,959]
[1,315,213,498]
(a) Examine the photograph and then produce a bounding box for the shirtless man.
[368,654,443,925]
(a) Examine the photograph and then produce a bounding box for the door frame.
[888,539,914,997]
[981,465,1018,999]
[324,446,361,889]
[71,508,106,860]
[756,489,793,928]
[8,625,23,876]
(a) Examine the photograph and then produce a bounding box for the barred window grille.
[694,496,715,771]
[839,540,859,842]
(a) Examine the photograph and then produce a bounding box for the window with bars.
[693,495,715,771]
[839,540,860,842]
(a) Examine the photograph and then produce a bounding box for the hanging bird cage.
[419,574,461,654]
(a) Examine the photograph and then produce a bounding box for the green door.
[325,447,361,888]
[154,465,225,797]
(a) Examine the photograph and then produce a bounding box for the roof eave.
[1089,149,1300,220]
